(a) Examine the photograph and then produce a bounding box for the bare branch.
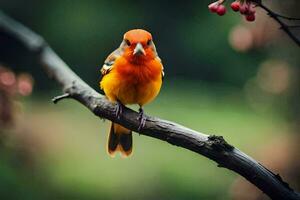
[255,1,300,47]
[272,13,300,21]
[0,11,299,200]
[288,25,300,29]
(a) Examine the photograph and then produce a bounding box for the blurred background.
[0,0,300,199]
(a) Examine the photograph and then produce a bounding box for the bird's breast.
[112,57,162,105]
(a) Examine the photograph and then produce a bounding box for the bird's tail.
[107,122,132,157]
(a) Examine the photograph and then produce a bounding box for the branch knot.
[208,135,234,151]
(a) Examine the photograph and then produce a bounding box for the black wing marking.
[155,56,164,81]
[99,48,124,86]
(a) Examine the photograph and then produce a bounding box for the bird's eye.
[125,39,131,46]
[147,39,152,46]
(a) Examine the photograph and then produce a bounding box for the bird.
[99,29,164,157]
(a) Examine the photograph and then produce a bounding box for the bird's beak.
[133,43,146,56]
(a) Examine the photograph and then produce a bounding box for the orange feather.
[100,29,164,157]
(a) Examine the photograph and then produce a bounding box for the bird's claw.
[115,101,124,119]
[137,107,146,132]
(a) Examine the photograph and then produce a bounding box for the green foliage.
[1,0,267,91]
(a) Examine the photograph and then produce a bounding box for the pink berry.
[239,3,249,14]
[246,14,255,22]
[217,5,226,16]
[231,1,240,12]
[248,5,256,15]
[208,2,219,13]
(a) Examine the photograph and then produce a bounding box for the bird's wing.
[155,56,164,80]
[100,48,122,76]
[150,41,164,80]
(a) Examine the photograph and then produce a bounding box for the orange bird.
[100,29,164,157]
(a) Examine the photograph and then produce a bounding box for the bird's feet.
[114,100,124,119]
[137,107,146,131]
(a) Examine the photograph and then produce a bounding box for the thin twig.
[0,11,300,200]
[273,13,300,21]
[256,2,300,47]
[288,25,300,29]
[52,93,71,104]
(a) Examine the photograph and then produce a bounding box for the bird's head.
[121,29,157,63]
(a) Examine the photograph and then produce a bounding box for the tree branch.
[0,11,299,200]
[253,1,300,47]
